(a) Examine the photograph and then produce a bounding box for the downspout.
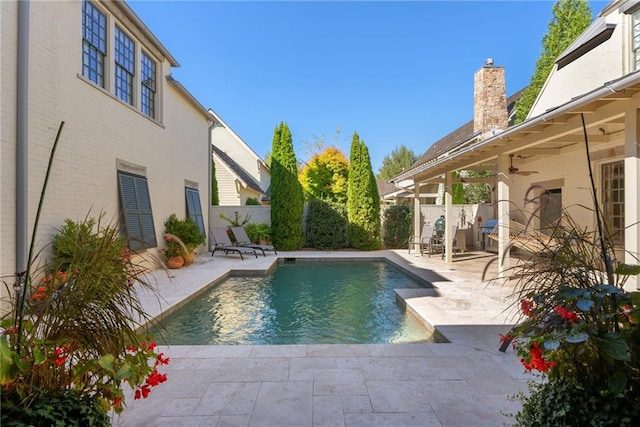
[16,0,30,278]
[208,119,215,251]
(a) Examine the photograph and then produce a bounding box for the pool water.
[151,260,434,345]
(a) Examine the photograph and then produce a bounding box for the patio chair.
[230,226,277,256]
[408,224,435,256]
[210,227,258,260]
[436,225,460,259]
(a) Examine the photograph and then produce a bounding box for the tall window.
[141,52,157,118]
[82,1,107,87]
[602,161,625,244]
[118,172,157,250]
[185,187,205,235]
[114,26,135,105]
[634,11,640,70]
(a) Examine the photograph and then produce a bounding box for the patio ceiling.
[400,71,640,184]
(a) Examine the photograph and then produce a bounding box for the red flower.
[499,334,511,343]
[520,299,534,317]
[54,355,67,366]
[521,342,556,373]
[155,352,170,366]
[111,396,123,407]
[555,305,578,323]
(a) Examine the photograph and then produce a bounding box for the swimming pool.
[151,260,435,345]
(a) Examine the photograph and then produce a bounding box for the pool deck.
[112,249,530,426]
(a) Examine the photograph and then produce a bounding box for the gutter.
[394,70,640,182]
[16,0,30,277]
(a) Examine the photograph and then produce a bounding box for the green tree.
[211,157,219,205]
[270,122,305,250]
[452,171,466,204]
[514,0,592,123]
[377,144,417,180]
[299,147,349,203]
[463,170,493,203]
[347,132,381,250]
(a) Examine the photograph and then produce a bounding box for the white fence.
[209,203,497,250]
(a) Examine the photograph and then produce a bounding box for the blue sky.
[128,0,607,172]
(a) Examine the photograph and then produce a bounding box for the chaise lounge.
[210,227,258,260]
[230,226,277,256]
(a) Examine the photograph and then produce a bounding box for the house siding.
[529,12,623,118]
[1,1,210,291]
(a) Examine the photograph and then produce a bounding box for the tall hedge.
[347,132,381,250]
[270,122,305,250]
[306,198,349,250]
[382,205,413,249]
[211,157,219,205]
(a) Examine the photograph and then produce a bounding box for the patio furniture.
[408,224,436,256]
[230,226,277,256]
[431,225,460,259]
[210,227,258,260]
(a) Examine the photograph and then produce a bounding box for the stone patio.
[112,249,530,426]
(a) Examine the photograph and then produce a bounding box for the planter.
[166,256,184,269]
[182,251,195,266]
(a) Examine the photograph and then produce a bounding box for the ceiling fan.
[509,154,538,176]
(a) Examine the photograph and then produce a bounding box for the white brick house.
[1,0,213,297]
[394,0,640,289]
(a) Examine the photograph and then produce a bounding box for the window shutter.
[118,172,157,250]
[185,187,205,235]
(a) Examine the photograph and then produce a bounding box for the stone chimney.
[473,58,508,137]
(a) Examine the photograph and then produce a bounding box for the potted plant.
[164,214,205,266]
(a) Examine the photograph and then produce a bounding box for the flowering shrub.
[491,207,640,426]
[1,216,169,423]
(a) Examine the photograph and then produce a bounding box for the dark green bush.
[52,217,98,272]
[306,199,349,249]
[244,223,272,243]
[512,377,640,427]
[382,205,413,249]
[245,197,261,205]
[1,389,110,427]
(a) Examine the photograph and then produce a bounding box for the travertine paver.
[112,250,530,426]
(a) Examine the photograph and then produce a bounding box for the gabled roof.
[377,180,399,198]
[408,89,525,171]
[212,145,265,195]
[208,109,269,171]
[556,16,616,70]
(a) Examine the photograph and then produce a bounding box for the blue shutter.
[185,187,205,236]
[118,172,157,251]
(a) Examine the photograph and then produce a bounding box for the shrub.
[270,122,304,250]
[306,198,349,250]
[245,197,261,205]
[382,205,413,249]
[244,223,272,244]
[346,132,381,250]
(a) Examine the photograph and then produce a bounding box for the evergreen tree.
[270,122,305,250]
[299,147,349,203]
[514,0,592,123]
[377,145,417,180]
[211,157,219,205]
[347,132,381,250]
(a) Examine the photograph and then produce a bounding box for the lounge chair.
[210,227,258,260]
[408,224,435,256]
[230,226,277,256]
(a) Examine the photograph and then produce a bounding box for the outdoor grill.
[480,218,498,252]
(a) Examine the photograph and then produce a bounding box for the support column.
[444,172,453,263]
[625,106,640,290]
[497,154,510,278]
[413,183,421,246]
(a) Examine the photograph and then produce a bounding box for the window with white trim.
[118,172,157,250]
[633,11,640,70]
[82,0,107,87]
[601,161,624,244]
[185,187,205,236]
[114,26,135,105]
[141,51,157,118]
